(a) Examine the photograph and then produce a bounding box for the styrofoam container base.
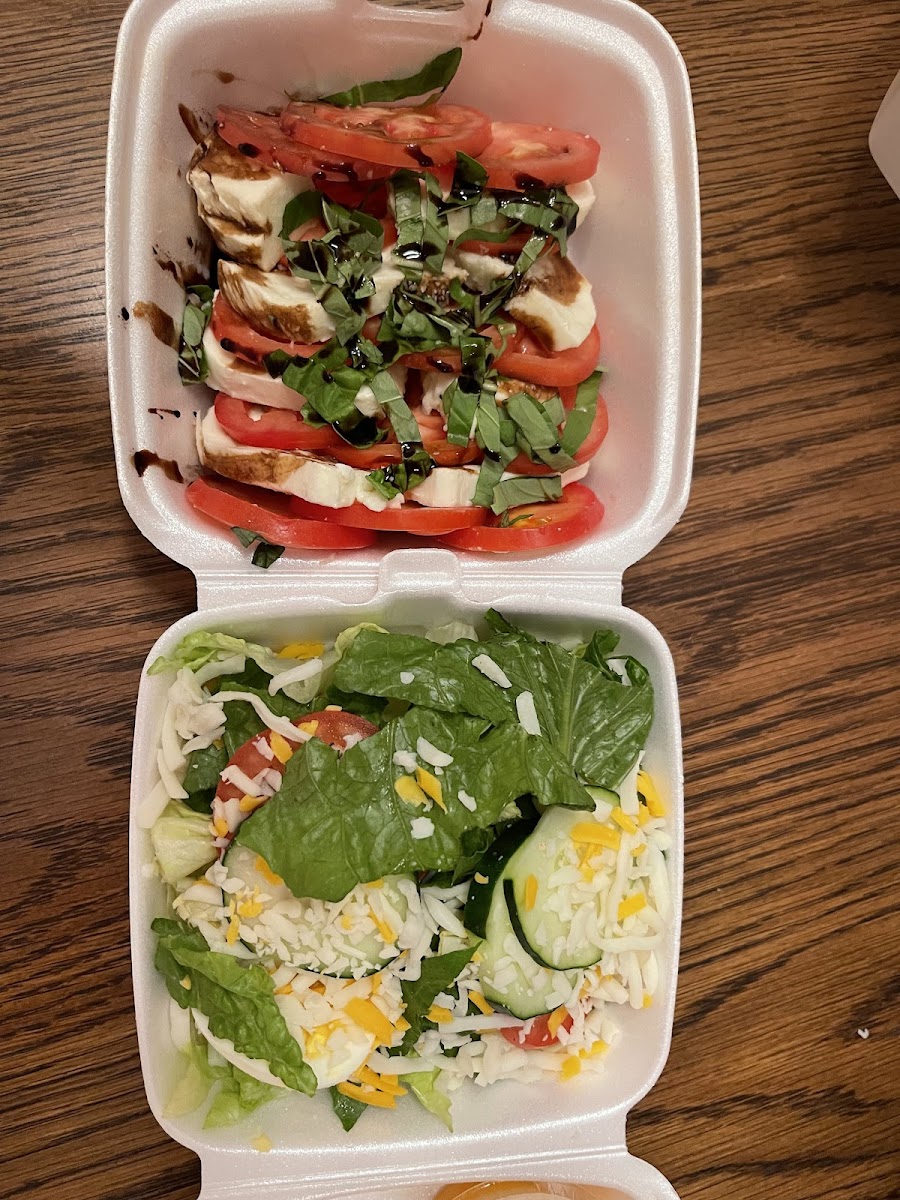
[132,591,683,1198]
[108,0,699,1194]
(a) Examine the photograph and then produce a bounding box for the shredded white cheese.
[410,817,435,840]
[211,691,313,742]
[471,654,512,689]
[457,790,477,812]
[515,691,541,736]
[392,750,418,773]
[416,737,454,768]
[399,671,415,685]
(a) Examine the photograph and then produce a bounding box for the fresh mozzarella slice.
[506,255,596,351]
[412,466,481,508]
[567,179,596,227]
[218,261,335,345]
[187,135,313,272]
[420,371,456,417]
[203,327,305,410]
[203,324,404,418]
[191,1010,288,1089]
[197,406,395,511]
[452,249,514,292]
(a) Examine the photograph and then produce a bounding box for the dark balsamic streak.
[132,451,183,482]
[131,301,177,349]
[177,103,206,144]
[147,408,181,419]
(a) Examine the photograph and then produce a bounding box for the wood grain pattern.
[2,1,899,1197]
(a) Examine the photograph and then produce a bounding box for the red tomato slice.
[290,495,487,535]
[437,484,603,552]
[478,121,600,190]
[280,102,492,170]
[455,230,558,259]
[494,325,601,388]
[313,178,388,216]
[186,477,378,549]
[301,709,379,749]
[505,394,609,475]
[214,395,343,452]
[500,1012,574,1048]
[210,294,326,365]
[396,326,505,373]
[216,106,394,181]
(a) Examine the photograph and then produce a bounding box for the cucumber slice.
[478,876,577,1019]
[151,801,217,885]
[504,805,618,971]
[463,820,536,938]
[221,842,416,977]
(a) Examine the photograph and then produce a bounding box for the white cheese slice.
[506,255,596,351]
[420,370,456,417]
[187,135,312,272]
[567,179,596,227]
[203,326,305,410]
[197,406,394,511]
[203,322,404,418]
[218,261,335,345]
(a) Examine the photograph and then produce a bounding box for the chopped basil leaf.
[504,392,559,451]
[320,48,462,108]
[560,370,603,455]
[177,285,214,385]
[444,379,479,446]
[251,541,285,569]
[475,392,503,455]
[369,369,421,444]
[280,190,325,241]
[490,475,563,515]
[231,526,260,549]
[471,455,505,508]
[368,447,434,500]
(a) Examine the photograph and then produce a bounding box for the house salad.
[177,48,608,564]
[143,613,670,1132]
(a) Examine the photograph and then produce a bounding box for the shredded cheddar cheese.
[571,823,621,851]
[524,874,539,911]
[618,892,647,921]
[278,641,324,660]
[345,998,394,1044]
[268,732,293,764]
[394,776,429,807]
[415,767,445,809]
[611,806,638,834]
[560,1056,582,1081]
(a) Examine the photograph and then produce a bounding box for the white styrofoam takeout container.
[871,69,900,199]
[106,0,700,1195]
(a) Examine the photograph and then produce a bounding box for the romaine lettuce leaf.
[150,801,217,885]
[165,1018,280,1127]
[235,707,592,901]
[149,631,327,703]
[406,1068,453,1130]
[335,620,653,789]
[333,629,511,723]
[153,919,317,1095]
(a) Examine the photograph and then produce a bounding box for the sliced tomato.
[300,709,379,750]
[210,294,326,365]
[494,324,601,388]
[216,106,394,181]
[186,477,377,549]
[396,325,505,373]
[280,102,492,170]
[506,394,609,475]
[455,229,558,259]
[213,395,341,452]
[290,495,487,535]
[500,1012,574,1048]
[313,178,388,216]
[437,483,603,552]
[478,121,600,190]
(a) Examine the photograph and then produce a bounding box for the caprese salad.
[178,48,608,564]
[145,612,670,1131]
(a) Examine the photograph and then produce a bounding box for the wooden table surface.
[4,1,900,1197]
